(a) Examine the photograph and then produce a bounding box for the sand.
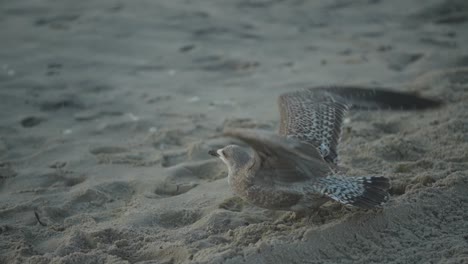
[1,0,468,263]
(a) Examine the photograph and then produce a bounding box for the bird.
[208,86,442,212]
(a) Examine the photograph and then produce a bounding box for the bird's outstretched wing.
[223,128,333,183]
[278,86,442,164]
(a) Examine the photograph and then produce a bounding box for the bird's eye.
[222,150,227,157]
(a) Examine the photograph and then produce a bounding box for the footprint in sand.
[411,67,468,93]
[39,97,84,111]
[128,208,203,229]
[41,171,86,188]
[375,137,427,162]
[218,196,245,212]
[54,230,95,257]
[0,164,17,180]
[89,146,129,155]
[153,159,226,197]
[161,150,187,168]
[384,52,423,71]
[192,210,255,235]
[154,209,203,228]
[20,116,45,128]
[153,181,199,197]
[90,145,161,166]
[371,121,401,134]
[74,109,123,121]
[414,0,468,24]
[65,181,135,213]
[34,14,80,30]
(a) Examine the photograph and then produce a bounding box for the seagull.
[209,86,442,212]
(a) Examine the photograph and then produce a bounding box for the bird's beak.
[208,149,219,157]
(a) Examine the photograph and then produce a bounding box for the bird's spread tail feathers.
[318,176,390,209]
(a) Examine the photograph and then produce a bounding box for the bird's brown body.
[222,137,330,212]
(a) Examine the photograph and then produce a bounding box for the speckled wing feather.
[278,86,442,164]
[278,88,348,164]
[223,128,333,183]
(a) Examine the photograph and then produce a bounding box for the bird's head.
[208,145,252,173]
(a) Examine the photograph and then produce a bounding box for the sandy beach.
[1,0,468,263]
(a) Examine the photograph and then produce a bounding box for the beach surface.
[1,0,468,263]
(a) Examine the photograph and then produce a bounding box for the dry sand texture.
[1,0,468,263]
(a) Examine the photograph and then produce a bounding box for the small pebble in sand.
[179,44,195,52]
[49,161,67,169]
[127,113,140,121]
[74,110,98,121]
[187,96,200,103]
[210,99,236,107]
[62,129,72,135]
[2,64,16,76]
